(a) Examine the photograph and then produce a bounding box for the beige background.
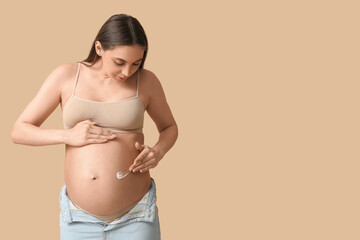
[1,0,359,239]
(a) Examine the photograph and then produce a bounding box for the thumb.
[86,119,96,125]
[135,142,144,151]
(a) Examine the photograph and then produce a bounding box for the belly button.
[91,176,97,180]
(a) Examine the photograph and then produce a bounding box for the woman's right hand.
[63,119,117,146]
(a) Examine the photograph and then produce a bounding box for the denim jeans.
[59,178,161,240]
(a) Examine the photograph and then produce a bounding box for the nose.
[122,66,131,77]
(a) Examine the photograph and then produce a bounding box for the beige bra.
[62,62,145,133]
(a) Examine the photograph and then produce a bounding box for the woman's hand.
[129,142,164,173]
[63,119,117,146]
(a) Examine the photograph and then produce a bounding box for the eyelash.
[115,62,140,66]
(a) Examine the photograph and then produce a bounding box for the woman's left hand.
[129,142,163,173]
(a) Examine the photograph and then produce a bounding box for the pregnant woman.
[11,14,178,240]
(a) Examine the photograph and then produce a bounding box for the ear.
[94,41,103,56]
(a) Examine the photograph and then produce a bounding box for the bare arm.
[146,72,178,157]
[130,71,178,173]
[11,63,116,146]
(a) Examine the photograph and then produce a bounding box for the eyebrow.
[114,57,143,62]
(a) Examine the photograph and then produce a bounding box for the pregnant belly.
[64,133,151,216]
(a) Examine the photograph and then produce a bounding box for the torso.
[60,62,152,215]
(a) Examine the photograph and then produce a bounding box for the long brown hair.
[81,14,148,68]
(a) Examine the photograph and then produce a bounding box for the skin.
[11,42,178,216]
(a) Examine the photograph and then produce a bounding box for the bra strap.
[136,69,140,97]
[72,62,81,95]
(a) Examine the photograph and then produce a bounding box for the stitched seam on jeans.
[69,209,84,212]
[125,210,145,215]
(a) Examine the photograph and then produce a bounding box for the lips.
[116,75,126,80]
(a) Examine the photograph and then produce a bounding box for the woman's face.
[96,42,145,81]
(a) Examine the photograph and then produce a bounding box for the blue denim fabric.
[59,178,161,240]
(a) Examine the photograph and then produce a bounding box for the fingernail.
[110,134,117,138]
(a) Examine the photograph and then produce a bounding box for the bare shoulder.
[48,62,79,94]
[49,62,78,85]
[58,62,78,75]
[139,68,169,111]
[139,68,164,93]
[45,62,80,106]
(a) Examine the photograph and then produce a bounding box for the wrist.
[60,129,69,144]
[153,145,165,158]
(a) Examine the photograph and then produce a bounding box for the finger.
[89,126,115,136]
[87,133,114,140]
[131,148,156,170]
[140,166,153,173]
[133,157,155,171]
[89,125,106,134]
[129,156,148,172]
[84,119,97,125]
[77,119,95,128]
[134,158,156,173]
[135,141,145,151]
[87,138,108,144]
[133,147,151,165]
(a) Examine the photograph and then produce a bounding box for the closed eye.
[115,62,141,66]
